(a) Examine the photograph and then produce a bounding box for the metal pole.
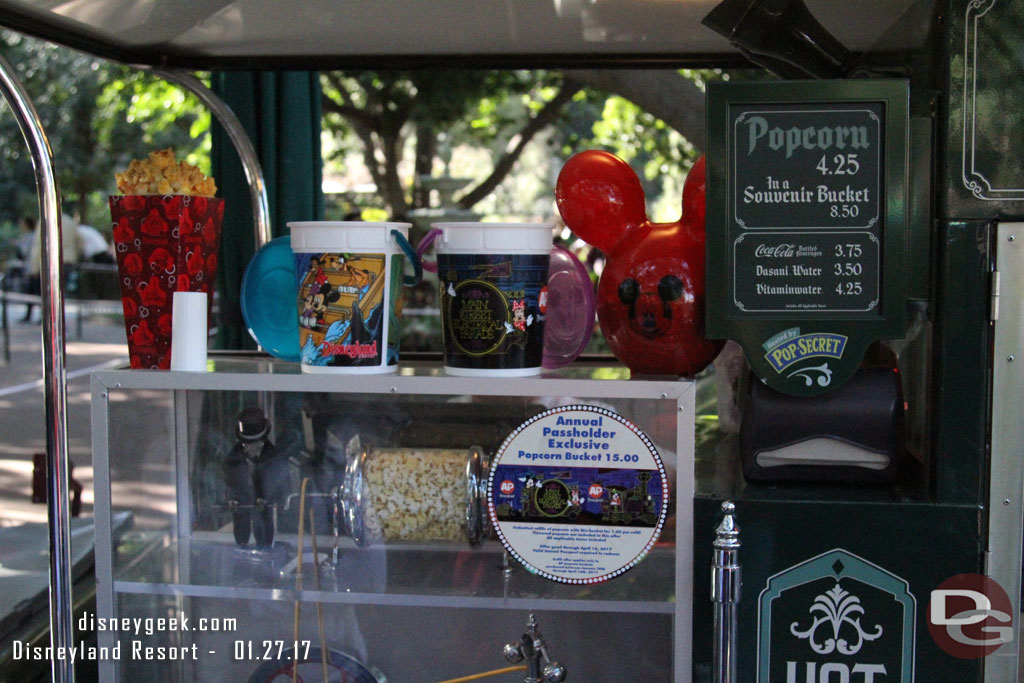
[147,68,272,251]
[0,52,74,683]
[2,275,10,364]
[712,500,740,683]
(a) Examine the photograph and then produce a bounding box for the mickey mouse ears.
[555,150,648,253]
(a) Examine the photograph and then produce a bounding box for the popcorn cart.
[1,1,1023,682]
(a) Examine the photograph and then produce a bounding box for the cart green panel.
[693,496,983,682]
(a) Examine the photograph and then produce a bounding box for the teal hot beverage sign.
[706,80,909,396]
[757,549,917,682]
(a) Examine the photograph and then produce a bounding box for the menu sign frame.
[706,80,909,397]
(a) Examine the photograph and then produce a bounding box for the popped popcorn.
[115,148,217,197]
[360,448,469,543]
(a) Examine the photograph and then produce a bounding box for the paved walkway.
[0,301,128,527]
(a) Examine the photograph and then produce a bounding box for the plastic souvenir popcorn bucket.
[289,221,416,374]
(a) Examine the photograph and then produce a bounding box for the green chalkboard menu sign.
[706,80,909,397]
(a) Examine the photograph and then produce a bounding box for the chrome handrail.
[147,67,272,250]
[0,51,74,683]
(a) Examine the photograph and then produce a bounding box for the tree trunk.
[380,129,409,219]
[412,124,437,209]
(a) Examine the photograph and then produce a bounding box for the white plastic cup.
[289,221,412,374]
[431,222,554,377]
[170,291,208,372]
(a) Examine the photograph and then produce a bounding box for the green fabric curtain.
[210,71,324,350]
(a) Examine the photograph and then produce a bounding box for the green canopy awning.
[210,71,324,349]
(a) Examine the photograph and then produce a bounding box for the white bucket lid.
[434,222,554,255]
[288,221,410,253]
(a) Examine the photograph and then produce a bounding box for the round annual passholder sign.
[488,405,668,584]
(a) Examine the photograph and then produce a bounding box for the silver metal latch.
[991,270,1001,321]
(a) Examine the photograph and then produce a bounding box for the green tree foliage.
[319,67,718,223]
[321,69,583,220]
[0,31,209,228]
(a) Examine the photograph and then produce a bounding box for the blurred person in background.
[16,215,35,265]
[23,213,80,323]
[77,222,113,264]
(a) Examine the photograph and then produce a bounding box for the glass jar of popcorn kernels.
[342,446,488,546]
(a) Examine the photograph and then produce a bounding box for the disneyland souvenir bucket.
[288,221,419,373]
[420,222,555,376]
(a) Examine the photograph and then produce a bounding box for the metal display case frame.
[90,359,697,682]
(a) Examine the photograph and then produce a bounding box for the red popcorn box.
[109,194,224,369]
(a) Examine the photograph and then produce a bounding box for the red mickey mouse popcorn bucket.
[109,194,224,369]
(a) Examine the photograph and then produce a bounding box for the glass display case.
[91,356,695,682]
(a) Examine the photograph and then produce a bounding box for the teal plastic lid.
[240,236,301,362]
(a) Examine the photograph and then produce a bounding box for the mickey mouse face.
[617,274,684,339]
[309,283,342,318]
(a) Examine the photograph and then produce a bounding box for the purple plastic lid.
[543,245,596,368]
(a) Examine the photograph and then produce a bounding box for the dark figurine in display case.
[222,407,290,549]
